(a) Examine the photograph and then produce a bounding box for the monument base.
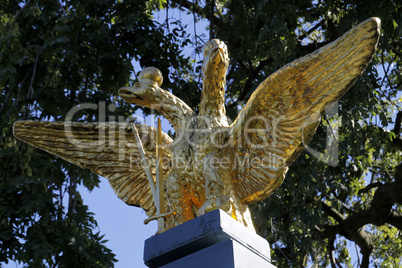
[144,209,276,268]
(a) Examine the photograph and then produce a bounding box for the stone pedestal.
[144,209,276,268]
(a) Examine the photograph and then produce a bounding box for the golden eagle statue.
[14,18,380,233]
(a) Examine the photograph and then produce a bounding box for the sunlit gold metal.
[130,122,156,201]
[13,18,381,233]
[156,118,166,232]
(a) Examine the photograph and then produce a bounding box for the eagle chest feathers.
[169,116,235,205]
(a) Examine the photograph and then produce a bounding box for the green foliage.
[0,0,191,266]
[168,0,402,266]
[210,0,402,266]
[372,225,402,267]
[2,0,402,266]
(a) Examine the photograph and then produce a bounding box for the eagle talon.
[198,194,230,216]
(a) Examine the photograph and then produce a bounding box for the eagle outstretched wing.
[231,17,381,204]
[13,121,172,216]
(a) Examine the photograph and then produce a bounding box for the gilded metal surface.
[13,121,172,219]
[14,18,381,233]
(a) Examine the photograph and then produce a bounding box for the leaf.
[48,36,71,46]
[392,19,398,30]
[387,131,396,141]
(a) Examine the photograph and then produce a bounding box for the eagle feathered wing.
[231,18,381,204]
[13,121,172,217]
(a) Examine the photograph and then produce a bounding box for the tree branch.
[296,40,331,54]
[361,251,371,268]
[298,19,326,42]
[328,236,336,268]
[321,202,345,222]
[0,86,14,116]
[394,111,402,137]
[68,170,77,216]
[319,163,402,267]
[320,201,373,264]
[15,0,32,18]
[170,0,224,29]
[273,246,292,264]
[392,137,402,151]
[2,55,35,117]
[24,53,39,120]
[387,211,402,229]
[209,0,214,39]
[358,182,383,195]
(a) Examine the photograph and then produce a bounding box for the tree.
[0,0,190,266]
[2,0,402,267]
[168,0,402,267]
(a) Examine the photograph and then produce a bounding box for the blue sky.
[79,180,156,268]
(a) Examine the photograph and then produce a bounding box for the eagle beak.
[119,67,163,105]
[203,39,229,70]
[118,84,145,103]
[209,46,225,63]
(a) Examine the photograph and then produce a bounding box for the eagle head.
[202,39,229,78]
[118,67,163,105]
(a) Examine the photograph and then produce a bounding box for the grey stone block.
[144,209,276,268]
